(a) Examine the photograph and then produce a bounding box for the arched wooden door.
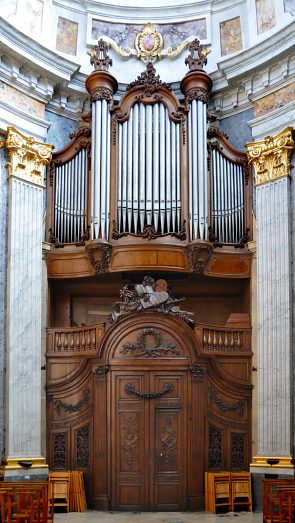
[103,312,199,511]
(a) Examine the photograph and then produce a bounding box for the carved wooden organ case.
[46,40,252,511]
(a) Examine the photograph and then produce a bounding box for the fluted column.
[180,39,212,241]
[0,127,53,479]
[247,127,295,474]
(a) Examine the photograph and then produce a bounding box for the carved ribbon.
[125,383,173,400]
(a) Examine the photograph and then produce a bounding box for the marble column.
[0,127,53,479]
[247,127,295,475]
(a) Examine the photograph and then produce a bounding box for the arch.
[99,310,199,365]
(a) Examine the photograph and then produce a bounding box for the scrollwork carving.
[126,62,172,96]
[112,221,186,241]
[187,244,213,273]
[189,363,206,380]
[208,424,222,469]
[85,243,111,274]
[92,365,109,381]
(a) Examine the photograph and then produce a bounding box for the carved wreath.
[120,328,179,357]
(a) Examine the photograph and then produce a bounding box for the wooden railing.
[47,323,105,354]
[195,321,251,354]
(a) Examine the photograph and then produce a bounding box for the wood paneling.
[47,311,252,511]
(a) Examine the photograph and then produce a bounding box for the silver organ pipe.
[91,98,112,241]
[53,148,87,244]
[188,98,209,241]
[210,148,245,244]
[116,102,181,235]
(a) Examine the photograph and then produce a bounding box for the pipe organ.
[47,38,251,254]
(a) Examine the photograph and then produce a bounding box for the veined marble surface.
[0,143,8,457]
[6,178,44,457]
[256,177,292,455]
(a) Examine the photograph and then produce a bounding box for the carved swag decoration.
[54,389,90,415]
[120,328,178,357]
[110,276,194,327]
[209,385,245,417]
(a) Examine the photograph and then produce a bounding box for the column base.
[0,457,48,481]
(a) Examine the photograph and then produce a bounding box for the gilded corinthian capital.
[5,127,54,187]
[246,127,294,186]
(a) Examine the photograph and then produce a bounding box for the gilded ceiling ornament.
[246,127,294,186]
[135,22,163,62]
[5,127,54,187]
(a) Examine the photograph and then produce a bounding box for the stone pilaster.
[247,127,295,475]
[0,127,53,479]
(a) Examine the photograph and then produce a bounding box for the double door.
[110,369,188,510]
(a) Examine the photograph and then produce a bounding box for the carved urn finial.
[185,38,208,71]
[90,39,112,71]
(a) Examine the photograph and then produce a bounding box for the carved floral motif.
[125,382,173,399]
[246,127,294,186]
[185,38,208,71]
[5,127,54,187]
[126,62,172,96]
[208,424,222,469]
[122,414,139,470]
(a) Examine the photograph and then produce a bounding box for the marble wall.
[45,111,80,152]
[56,16,78,56]
[285,0,295,15]
[219,108,254,151]
[0,142,8,457]
[91,19,207,51]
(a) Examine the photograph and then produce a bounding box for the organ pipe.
[210,148,245,244]
[53,148,87,244]
[116,102,181,235]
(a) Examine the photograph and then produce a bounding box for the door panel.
[111,370,188,510]
[111,373,149,510]
[152,373,187,510]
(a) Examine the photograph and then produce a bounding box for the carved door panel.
[111,370,188,511]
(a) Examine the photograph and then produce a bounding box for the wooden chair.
[205,472,231,513]
[49,471,70,512]
[231,472,252,512]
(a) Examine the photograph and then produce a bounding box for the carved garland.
[120,328,179,357]
[54,389,90,415]
[125,382,173,399]
[209,386,245,417]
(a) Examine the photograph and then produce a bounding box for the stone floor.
[55,511,262,522]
